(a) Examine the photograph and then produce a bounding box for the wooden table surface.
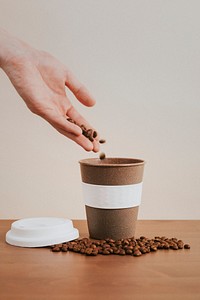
[0,220,199,300]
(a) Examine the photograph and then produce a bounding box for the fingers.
[45,112,82,137]
[44,108,99,152]
[67,105,90,128]
[65,70,96,107]
[67,106,99,152]
[56,127,99,152]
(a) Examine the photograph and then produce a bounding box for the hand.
[0,29,99,152]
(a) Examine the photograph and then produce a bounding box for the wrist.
[0,28,31,70]
[0,28,12,69]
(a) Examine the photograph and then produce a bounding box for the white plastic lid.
[6,217,79,247]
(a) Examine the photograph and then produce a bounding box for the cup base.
[85,206,139,240]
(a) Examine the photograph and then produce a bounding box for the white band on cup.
[82,182,143,209]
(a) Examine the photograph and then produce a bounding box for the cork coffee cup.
[79,158,145,240]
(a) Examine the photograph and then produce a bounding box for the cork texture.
[85,206,139,240]
[79,158,145,185]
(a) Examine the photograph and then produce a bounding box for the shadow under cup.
[79,158,145,240]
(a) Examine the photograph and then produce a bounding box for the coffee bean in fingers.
[93,131,98,138]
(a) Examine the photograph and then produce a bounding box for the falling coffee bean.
[99,152,106,160]
[99,139,106,144]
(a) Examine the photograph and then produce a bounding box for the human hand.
[0,29,99,152]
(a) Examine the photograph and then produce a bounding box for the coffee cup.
[79,157,145,240]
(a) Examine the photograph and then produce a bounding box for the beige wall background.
[0,0,199,220]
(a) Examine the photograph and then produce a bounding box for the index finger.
[65,70,96,107]
[67,105,100,152]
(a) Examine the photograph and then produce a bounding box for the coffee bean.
[133,250,142,257]
[163,244,170,250]
[123,239,129,245]
[73,246,81,253]
[113,249,120,254]
[109,239,115,243]
[138,241,144,247]
[61,246,68,252]
[126,249,133,255]
[67,118,76,124]
[184,244,190,249]
[157,243,164,249]
[80,124,87,131]
[115,241,122,246]
[150,245,157,252]
[93,131,98,138]
[87,129,93,136]
[169,242,176,249]
[52,246,61,252]
[133,246,139,251]
[94,241,101,246]
[97,248,103,254]
[172,245,179,250]
[119,249,126,255]
[80,248,86,254]
[91,250,98,256]
[102,249,110,255]
[99,152,106,160]
[100,239,106,244]
[145,247,151,253]
[140,247,147,254]
[102,243,110,249]
[85,248,93,255]
[172,238,178,242]
[82,129,89,138]
[99,139,106,144]
[177,241,184,249]
[89,136,94,142]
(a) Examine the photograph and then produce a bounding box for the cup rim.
[79,157,145,167]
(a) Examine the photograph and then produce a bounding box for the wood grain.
[0,220,199,300]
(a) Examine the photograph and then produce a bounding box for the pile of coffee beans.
[50,236,190,256]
